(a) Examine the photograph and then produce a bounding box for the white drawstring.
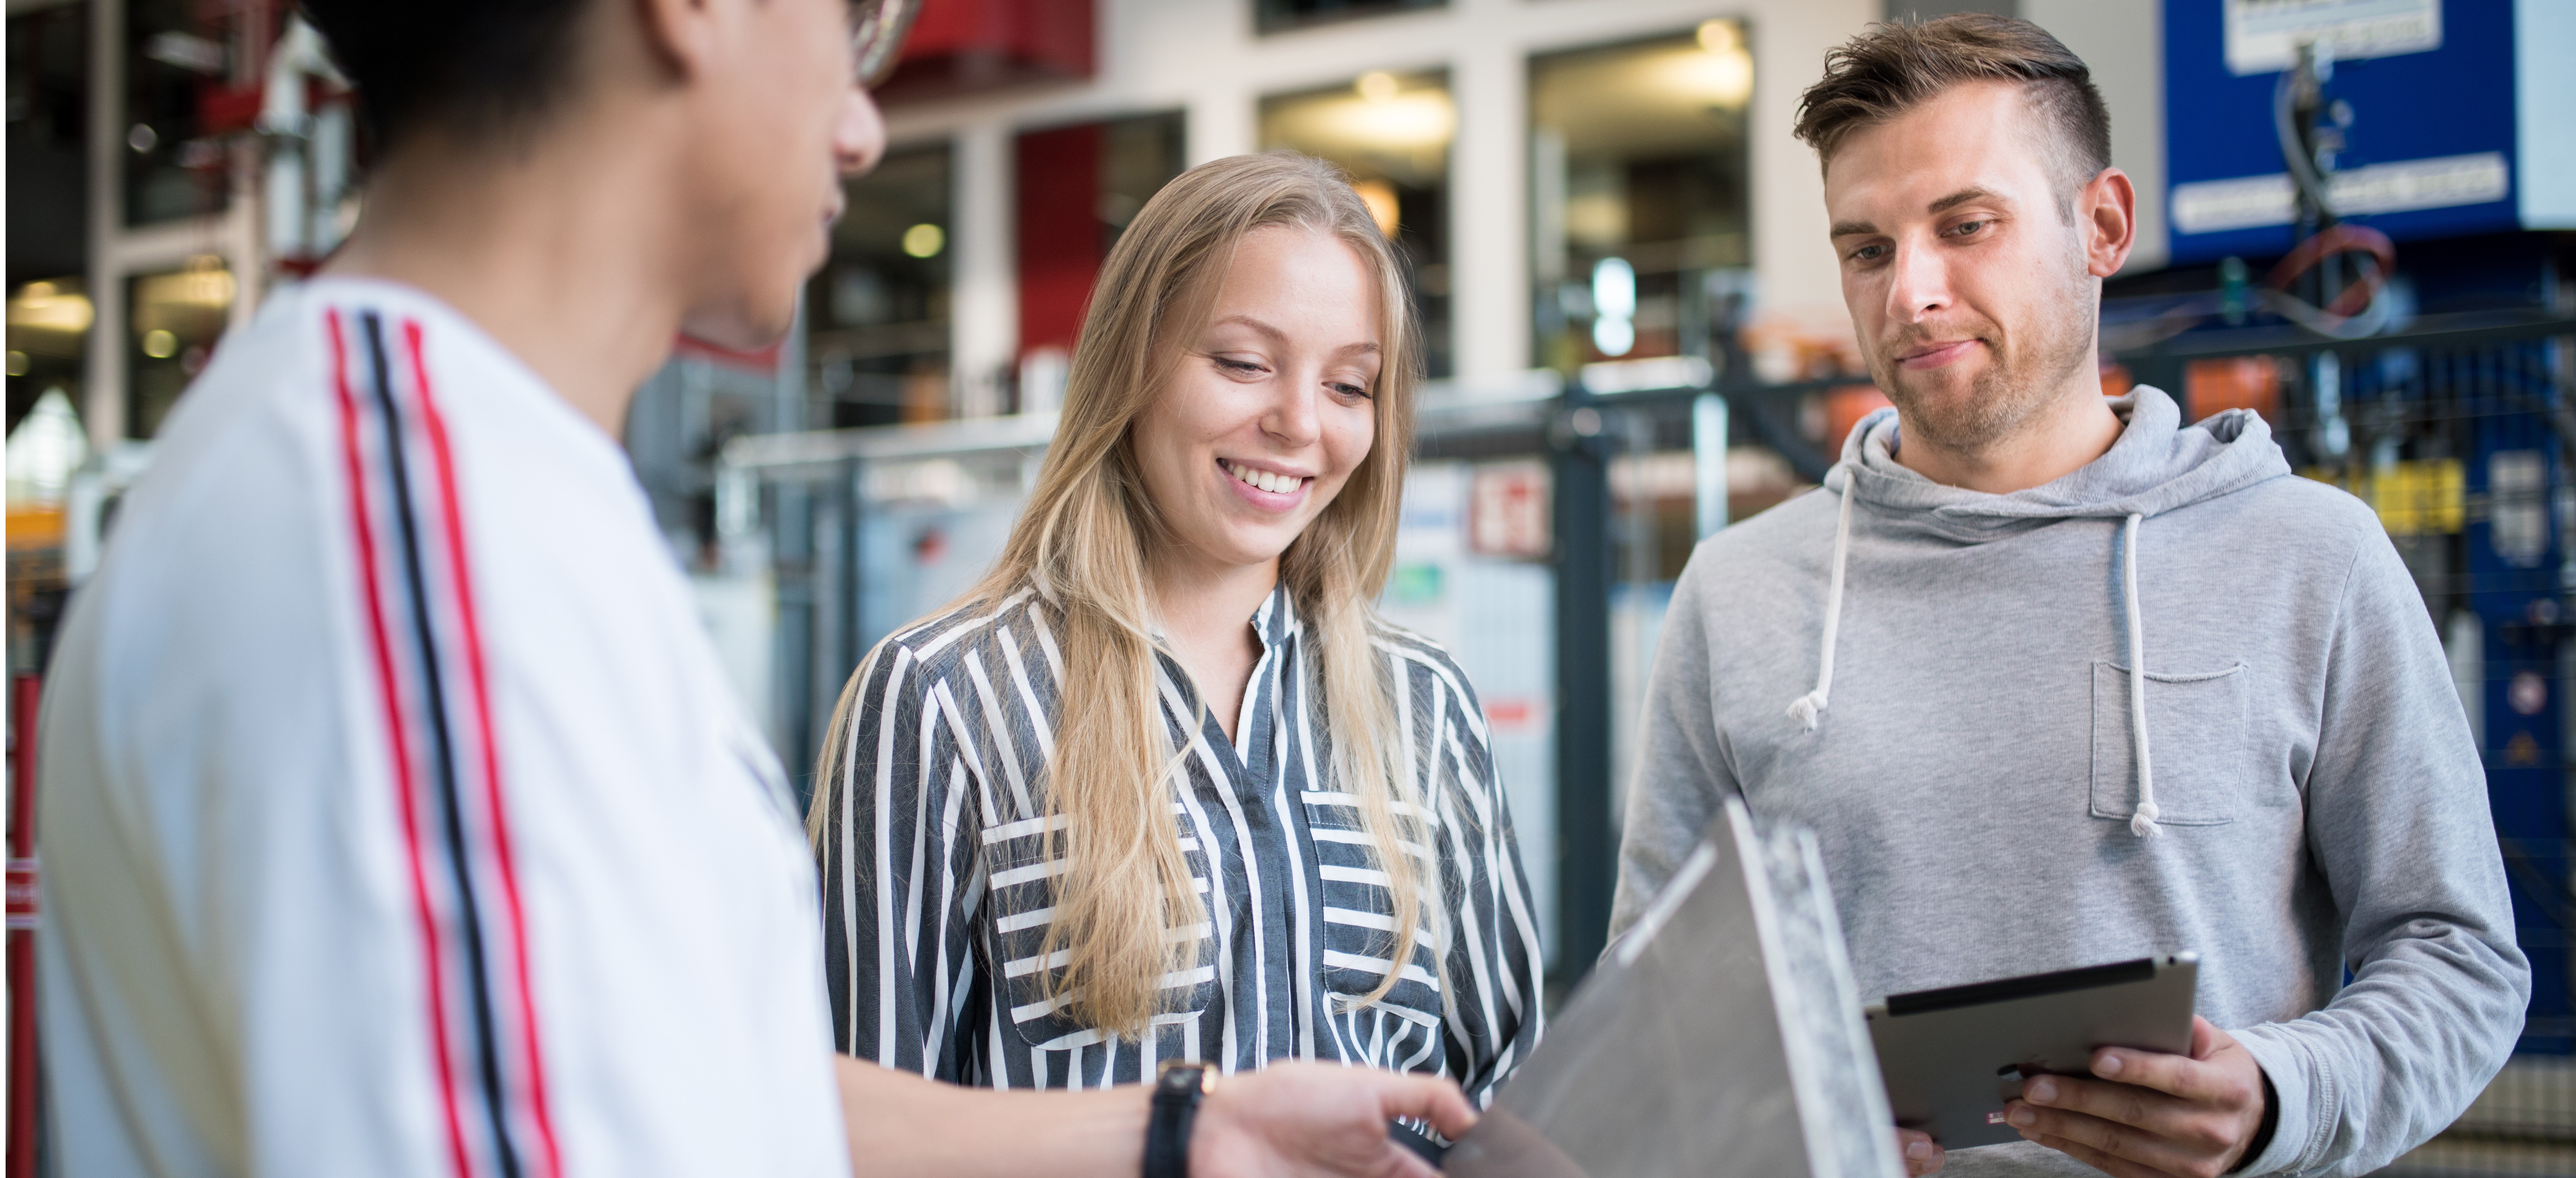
[1788,482,1857,732]
[2123,513,2160,837]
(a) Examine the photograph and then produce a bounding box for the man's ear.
[631,0,719,81]
[2080,167,2137,278]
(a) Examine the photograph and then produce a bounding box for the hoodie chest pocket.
[2090,661,2249,827]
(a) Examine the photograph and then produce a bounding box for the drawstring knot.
[1787,691,1826,732]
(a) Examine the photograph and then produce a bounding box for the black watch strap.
[2226,1069,2281,1175]
[1145,1063,1208,1178]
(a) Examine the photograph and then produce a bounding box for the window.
[809,143,954,428]
[1259,70,1454,377]
[1529,24,1753,373]
[9,3,90,436]
[125,256,233,438]
[125,0,244,226]
[1015,111,1187,412]
[1253,0,1442,36]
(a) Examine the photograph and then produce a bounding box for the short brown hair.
[1795,14,2110,208]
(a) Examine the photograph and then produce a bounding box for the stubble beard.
[1869,264,2097,460]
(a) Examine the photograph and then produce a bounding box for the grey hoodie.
[1611,387,2527,1176]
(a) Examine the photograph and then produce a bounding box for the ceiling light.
[9,285,95,334]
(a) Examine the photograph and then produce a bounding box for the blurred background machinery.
[7,1,2576,1173]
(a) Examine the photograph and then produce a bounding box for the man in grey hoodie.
[1611,15,2527,1178]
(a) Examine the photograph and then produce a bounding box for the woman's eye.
[1214,357,1265,376]
[1329,381,1372,400]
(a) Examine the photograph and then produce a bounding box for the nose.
[837,87,888,177]
[1262,373,1323,450]
[1883,236,1952,326]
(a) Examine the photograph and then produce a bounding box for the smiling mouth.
[1223,460,1310,496]
[1898,339,1981,369]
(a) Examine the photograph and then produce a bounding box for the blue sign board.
[2163,0,2522,264]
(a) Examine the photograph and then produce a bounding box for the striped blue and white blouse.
[814,581,1544,1102]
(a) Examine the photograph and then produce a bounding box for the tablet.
[1864,953,2198,1150]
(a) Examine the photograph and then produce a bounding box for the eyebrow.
[1928,186,2001,213]
[1208,314,1382,356]
[1829,187,2009,238]
[1212,313,1288,341]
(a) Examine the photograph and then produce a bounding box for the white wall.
[880,0,1883,389]
[2022,0,2169,270]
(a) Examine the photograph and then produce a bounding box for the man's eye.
[1948,219,1990,237]
[1850,244,1888,262]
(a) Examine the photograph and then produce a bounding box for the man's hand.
[1192,1062,1478,1178]
[1898,1127,1946,1176]
[2006,1017,2268,1178]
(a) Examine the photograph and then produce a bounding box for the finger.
[2022,1074,2196,1138]
[2090,1039,2249,1107]
[2007,1102,2201,1174]
[2191,1015,2223,1061]
[2026,1130,2178,1178]
[1895,1128,1945,1176]
[1371,1072,1479,1139]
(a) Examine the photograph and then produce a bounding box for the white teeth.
[1226,462,1302,495]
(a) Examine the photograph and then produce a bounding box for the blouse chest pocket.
[1302,794,1447,1026]
[980,823,1216,1051]
[2089,660,2253,828]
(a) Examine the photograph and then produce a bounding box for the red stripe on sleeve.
[330,308,478,1178]
[405,319,566,1178]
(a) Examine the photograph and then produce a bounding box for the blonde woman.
[810,153,1542,1101]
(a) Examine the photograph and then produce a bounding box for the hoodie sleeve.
[1608,555,1743,945]
[2230,532,2528,1176]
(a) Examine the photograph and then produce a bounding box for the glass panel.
[809,142,953,428]
[7,277,93,439]
[1530,24,1753,373]
[1252,0,1443,36]
[1259,70,1454,376]
[9,3,90,302]
[125,0,243,226]
[1531,26,1758,845]
[1381,458,1559,963]
[125,256,233,438]
[1014,111,1186,412]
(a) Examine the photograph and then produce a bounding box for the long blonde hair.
[810,152,1429,1038]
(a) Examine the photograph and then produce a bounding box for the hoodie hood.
[1828,386,2290,543]
[1787,385,2291,837]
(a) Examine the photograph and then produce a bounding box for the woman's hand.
[1899,1127,1946,1176]
[1192,1062,1478,1178]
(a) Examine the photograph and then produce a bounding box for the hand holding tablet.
[1866,953,2273,1177]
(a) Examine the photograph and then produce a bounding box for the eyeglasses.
[850,0,922,90]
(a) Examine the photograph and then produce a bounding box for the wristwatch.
[1144,1061,1216,1178]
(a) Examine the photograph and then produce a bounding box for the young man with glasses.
[36,2,1471,1174]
